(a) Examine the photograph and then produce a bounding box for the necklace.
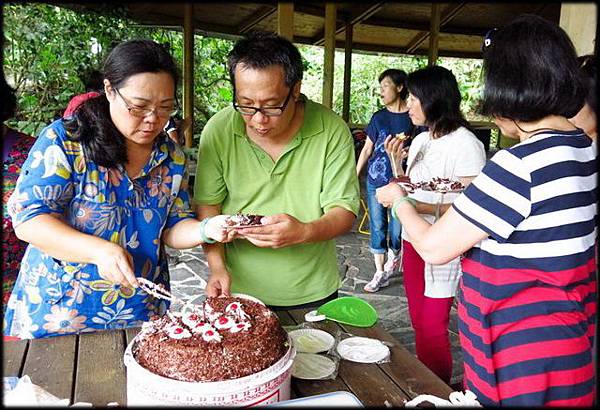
[512,120,574,136]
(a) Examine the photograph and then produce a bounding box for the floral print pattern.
[4,119,196,338]
[42,305,87,334]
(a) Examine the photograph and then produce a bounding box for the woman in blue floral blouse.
[4,40,230,339]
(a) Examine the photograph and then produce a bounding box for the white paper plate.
[336,336,390,363]
[288,329,335,353]
[292,353,336,380]
[223,223,263,229]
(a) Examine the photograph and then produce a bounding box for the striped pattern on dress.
[452,130,597,406]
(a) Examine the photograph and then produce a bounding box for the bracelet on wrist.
[199,217,217,244]
[391,197,417,220]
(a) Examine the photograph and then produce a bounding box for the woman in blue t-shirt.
[356,69,416,292]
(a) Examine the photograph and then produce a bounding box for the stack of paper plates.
[291,353,336,380]
[288,329,335,353]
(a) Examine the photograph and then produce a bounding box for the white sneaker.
[363,271,390,293]
[383,250,401,275]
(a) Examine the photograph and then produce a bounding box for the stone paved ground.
[166,219,463,387]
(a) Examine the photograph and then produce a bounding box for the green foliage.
[298,45,486,125]
[5,3,156,126]
[4,3,233,139]
[4,3,489,143]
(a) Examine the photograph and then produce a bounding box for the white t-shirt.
[403,126,486,297]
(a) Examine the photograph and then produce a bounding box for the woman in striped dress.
[376,14,596,406]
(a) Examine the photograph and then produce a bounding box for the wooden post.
[183,3,194,148]
[428,3,441,66]
[322,3,336,108]
[342,23,353,123]
[559,3,597,56]
[277,2,294,41]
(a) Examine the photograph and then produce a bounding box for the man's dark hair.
[227,30,303,90]
[407,65,470,138]
[65,39,179,168]
[578,54,596,114]
[478,14,585,121]
[378,69,409,100]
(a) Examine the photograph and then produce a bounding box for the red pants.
[402,240,454,384]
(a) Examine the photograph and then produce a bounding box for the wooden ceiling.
[56,2,561,59]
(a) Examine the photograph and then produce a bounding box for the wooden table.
[3,308,452,406]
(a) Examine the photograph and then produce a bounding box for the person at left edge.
[5,39,231,339]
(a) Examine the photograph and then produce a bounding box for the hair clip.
[579,55,594,69]
[481,28,498,52]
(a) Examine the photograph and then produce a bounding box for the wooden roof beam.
[406,3,466,54]
[261,33,482,59]
[364,16,485,36]
[237,6,277,33]
[313,2,385,46]
[341,40,483,60]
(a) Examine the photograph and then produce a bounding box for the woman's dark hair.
[227,30,303,90]
[478,14,585,121]
[64,39,179,168]
[82,69,104,92]
[578,54,596,113]
[406,65,470,138]
[2,77,17,122]
[378,69,409,100]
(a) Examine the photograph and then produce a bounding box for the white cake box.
[124,335,296,406]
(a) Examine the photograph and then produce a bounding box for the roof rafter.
[312,2,386,46]
[286,34,479,59]
[363,16,486,36]
[237,6,276,33]
[406,3,467,53]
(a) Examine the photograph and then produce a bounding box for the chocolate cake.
[391,176,464,193]
[225,213,264,227]
[389,175,411,184]
[133,296,289,382]
[390,175,416,192]
[419,177,464,193]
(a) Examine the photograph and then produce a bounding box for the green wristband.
[199,217,216,244]
[391,197,417,220]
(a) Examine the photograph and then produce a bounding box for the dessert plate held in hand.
[223,213,265,229]
[389,176,417,193]
[418,177,465,193]
[288,329,335,353]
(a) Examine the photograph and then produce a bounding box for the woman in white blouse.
[384,65,486,383]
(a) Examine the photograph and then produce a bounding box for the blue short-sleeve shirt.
[365,109,414,188]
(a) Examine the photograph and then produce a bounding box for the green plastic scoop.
[316,296,378,328]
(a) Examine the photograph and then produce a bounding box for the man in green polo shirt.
[194,31,360,309]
